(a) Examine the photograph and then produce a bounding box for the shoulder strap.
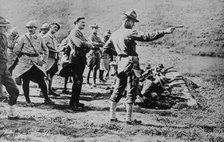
[25,35,37,54]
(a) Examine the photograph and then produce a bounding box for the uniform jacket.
[0,33,8,75]
[103,27,166,73]
[13,33,48,78]
[68,27,91,65]
[87,33,104,62]
[43,31,58,71]
[104,28,165,57]
[7,34,18,68]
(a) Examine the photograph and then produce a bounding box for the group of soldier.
[0,10,176,124]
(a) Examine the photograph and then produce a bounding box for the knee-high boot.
[109,101,117,121]
[126,103,133,123]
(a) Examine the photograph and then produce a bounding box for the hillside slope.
[1,0,224,57]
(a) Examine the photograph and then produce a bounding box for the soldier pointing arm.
[105,10,175,124]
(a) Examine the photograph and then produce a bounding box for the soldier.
[43,22,60,96]
[13,20,54,106]
[0,27,19,99]
[0,16,20,119]
[68,16,91,108]
[99,30,112,80]
[38,23,49,37]
[59,35,72,94]
[7,27,19,74]
[86,23,104,85]
[104,10,175,124]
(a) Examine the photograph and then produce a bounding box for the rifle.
[167,25,184,29]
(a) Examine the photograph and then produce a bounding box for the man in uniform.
[68,16,92,108]
[104,10,175,124]
[38,23,49,37]
[13,20,54,106]
[43,22,60,96]
[0,16,20,119]
[86,24,104,85]
[7,27,19,74]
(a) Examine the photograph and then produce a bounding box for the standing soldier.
[0,27,19,99]
[59,34,72,94]
[43,22,60,96]
[100,30,112,80]
[13,20,54,106]
[0,16,20,119]
[38,23,49,37]
[86,24,104,86]
[7,27,19,74]
[104,10,175,124]
[68,16,91,108]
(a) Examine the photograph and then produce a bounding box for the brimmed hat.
[123,10,139,22]
[40,23,49,30]
[26,20,37,28]
[0,16,10,27]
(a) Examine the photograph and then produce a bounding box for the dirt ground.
[0,0,224,141]
[0,48,224,142]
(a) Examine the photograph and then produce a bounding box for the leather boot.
[126,103,133,123]
[8,105,19,120]
[109,101,117,122]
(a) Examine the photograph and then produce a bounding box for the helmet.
[40,23,49,30]
[26,20,37,28]
[0,16,10,27]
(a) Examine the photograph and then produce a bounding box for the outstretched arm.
[133,27,175,42]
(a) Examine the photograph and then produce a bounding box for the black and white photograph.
[0,0,224,141]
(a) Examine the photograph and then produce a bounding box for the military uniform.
[105,28,166,104]
[68,27,91,107]
[104,10,175,124]
[0,32,19,105]
[13,33,48,78]
[43,31,59,77]
[7,29,19,74]
[86,32,104,84]
[13,30,53,104]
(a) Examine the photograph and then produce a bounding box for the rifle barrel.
[168,25,184,28]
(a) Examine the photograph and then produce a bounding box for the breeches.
[0,65,19,105]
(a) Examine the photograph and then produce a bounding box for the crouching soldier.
[104,10,175,124]
[13,20,54,106]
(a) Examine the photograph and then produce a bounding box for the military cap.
[90,23,99,29]
[123,10,139,22]
[26,20,37,28]
[74,16,85,25]
[0,16,10,27]
[40,23,49,30]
